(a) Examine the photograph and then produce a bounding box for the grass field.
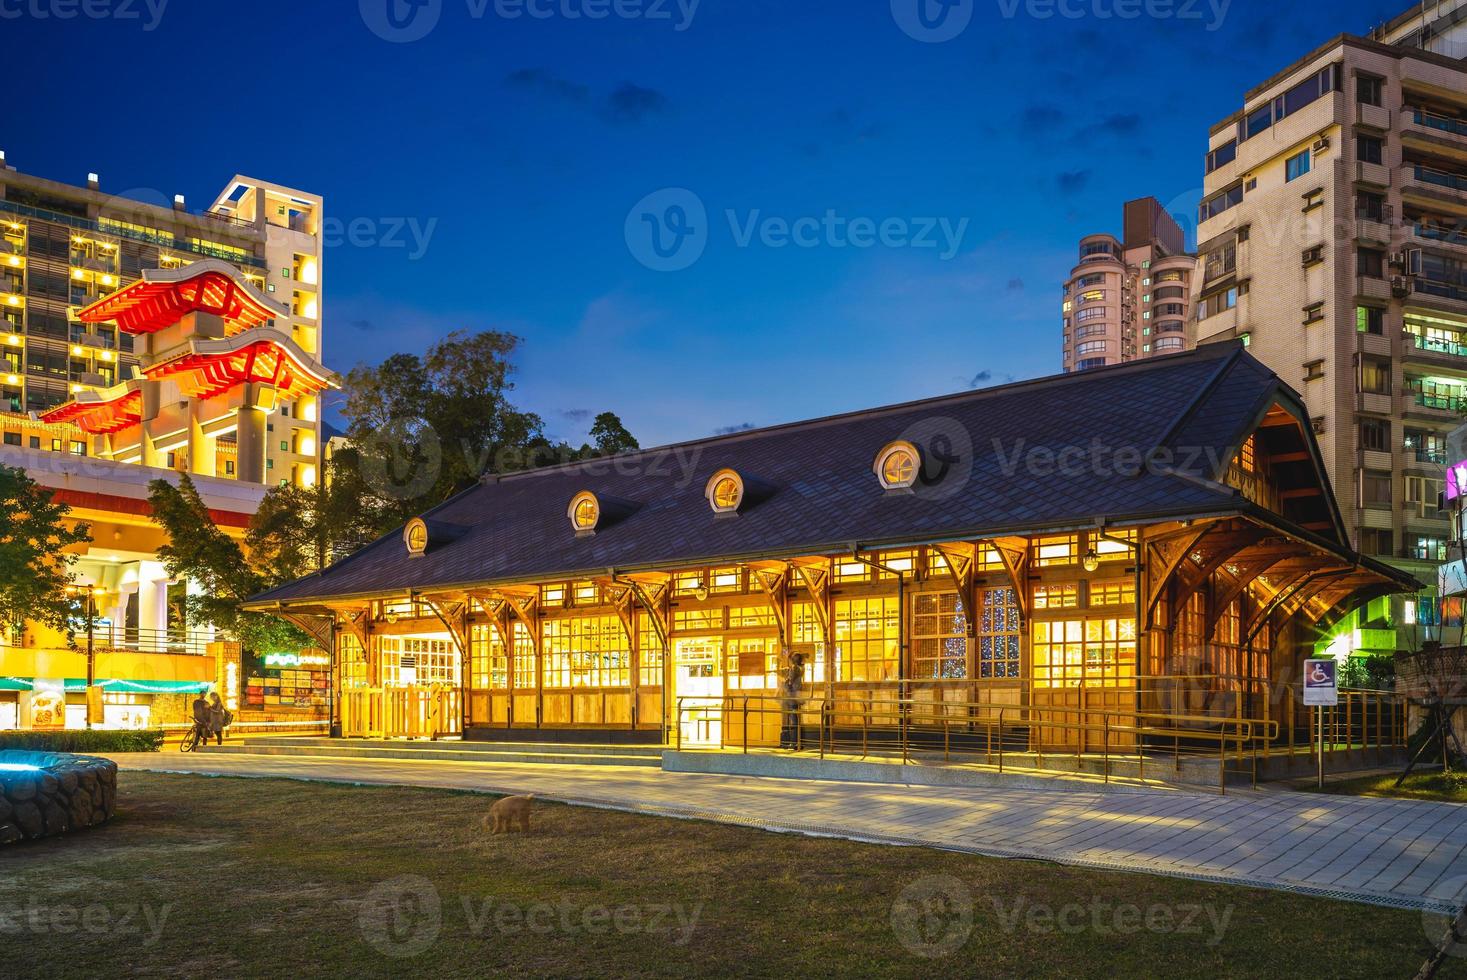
[1,771,1461,978]
[1304,770,1467,804]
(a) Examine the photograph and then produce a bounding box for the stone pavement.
[102,749,1467,915]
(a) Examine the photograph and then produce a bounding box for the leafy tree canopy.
[0,463,90,635]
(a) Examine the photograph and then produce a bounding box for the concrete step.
[199,740,662,768]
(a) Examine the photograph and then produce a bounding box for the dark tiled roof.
[248,344,1346,606]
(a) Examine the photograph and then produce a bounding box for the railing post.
[1103,715,1109,785]
[743,698,749,755]
[998,707,1004,774]
[676,698,683,752]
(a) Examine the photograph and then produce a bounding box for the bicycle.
[180,723,207,752]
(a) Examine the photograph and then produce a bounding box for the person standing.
[207,691,227,745]
[190,692,211,746]
[780,651,806,749]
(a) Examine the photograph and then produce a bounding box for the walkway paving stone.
[101,750,1467,914]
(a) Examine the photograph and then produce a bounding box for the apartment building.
[1193,1,1467,653]
[1061,197,1197,372]
[0,155,324,488]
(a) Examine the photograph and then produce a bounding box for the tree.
[0,463,90,635]
[246,446,388,583]
[586,412,639,456]
[342,330,620,529]
[147,474,306,653]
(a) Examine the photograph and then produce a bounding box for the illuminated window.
[728,604,776,629]
[725,636,780,690]
[637,613,665,688]
[1033,535,1078,567]
[874,440,920,491]
[1089,580,1136,607]
[573,581,599,605]
[673,608,723,632]
[833,558,871,584]
[977,588,1021,678]
[1032,617,1136,688]
[832,597,899,682]
[1092,529,1136,562]
[709,566,743,593]
[706,469,744,514]
[790,602,828,684]
[379,636,459,686]
[1033,583,1080,609]
[469,624,508,689]
[673,571,707,596]
[568,492,600,532]
[542,584,566,606]
[912,592,968,679]
[512,621,535,689]
[542,615,629,688]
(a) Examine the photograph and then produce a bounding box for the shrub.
[0,729,164,753]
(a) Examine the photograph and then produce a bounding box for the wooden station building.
[245,344,1413,747]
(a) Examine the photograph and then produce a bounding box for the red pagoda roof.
[38,381,143,435]
[76,259,285,336]
[143,329,335,401]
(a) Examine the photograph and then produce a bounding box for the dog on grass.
[484,794,535,834]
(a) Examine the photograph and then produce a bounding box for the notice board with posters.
[243,650,331,711]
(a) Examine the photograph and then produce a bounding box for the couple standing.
[779,650,807,749]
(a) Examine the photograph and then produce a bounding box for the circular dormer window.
[874,440,921,491]
[706,469,744,514]
[568,491,600,532]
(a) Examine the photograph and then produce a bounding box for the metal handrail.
[673,692,1285,794]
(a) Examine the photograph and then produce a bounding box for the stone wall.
[0,750,117,844]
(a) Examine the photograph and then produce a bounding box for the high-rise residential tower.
[1061,197,1197,372]
[1193,1,1467,650]
[0,157,325,487]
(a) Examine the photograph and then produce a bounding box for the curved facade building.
[1061,198,1197,372]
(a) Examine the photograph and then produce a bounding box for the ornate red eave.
[75,258,286,336]
[37,379,143,434]
[143,328,337,400]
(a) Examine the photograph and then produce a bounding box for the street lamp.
[67,585,106,730]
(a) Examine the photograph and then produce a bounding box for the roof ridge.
[488,344,1239,485]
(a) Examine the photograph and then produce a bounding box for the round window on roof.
[874,441,921,491]
[706,469,745,514]
[568,491,600,532]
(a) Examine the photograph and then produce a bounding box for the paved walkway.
[103,750,1467,914]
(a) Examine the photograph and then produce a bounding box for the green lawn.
[1,771,1462,978]
[1304,770,1467,804]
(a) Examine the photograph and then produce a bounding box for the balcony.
[1402,164,1467,214]
[1405,331,1467,363]
[1404,386,1467,416]
[95,626,214,657]
[1403,109,1467,164]
[1407,445,1448,466]
[0,199,267,271]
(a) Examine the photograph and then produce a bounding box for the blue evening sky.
[4,0,1403,447]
